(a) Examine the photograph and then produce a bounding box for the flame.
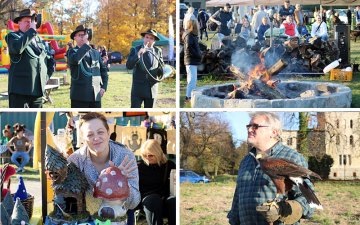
[247,54,270,86]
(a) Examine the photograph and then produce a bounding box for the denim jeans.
[11,151,30,169]
[186,65,198,98]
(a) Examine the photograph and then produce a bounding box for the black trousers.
[142,194,176,225]
[9,93,43,108]
[131,95,154,108]
[200,28,208,40]
[71,100,101,108]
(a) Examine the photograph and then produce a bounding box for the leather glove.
[256,200,303,224]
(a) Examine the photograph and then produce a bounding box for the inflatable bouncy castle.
[0,16,70,73]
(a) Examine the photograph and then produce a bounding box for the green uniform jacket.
[126,45,163,99]
[67,44,108,102]
[5,28,54,97]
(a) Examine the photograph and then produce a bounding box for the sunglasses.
[246,124,269,130]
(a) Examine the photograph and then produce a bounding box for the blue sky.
[224,112,308,146]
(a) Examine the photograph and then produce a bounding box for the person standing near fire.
[279,0,295,21]
[209,3,233,47]
[183,18,201,104]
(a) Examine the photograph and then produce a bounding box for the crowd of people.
[1,123,33,172]
[183,1,360,45]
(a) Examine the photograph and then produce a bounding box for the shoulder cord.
[140,48,164,82]
[72,54,94,81]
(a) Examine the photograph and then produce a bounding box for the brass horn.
[160,64,176,80]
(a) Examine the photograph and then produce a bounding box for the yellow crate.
[330,69,353,81]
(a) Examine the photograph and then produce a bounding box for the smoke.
[231,48,261,75]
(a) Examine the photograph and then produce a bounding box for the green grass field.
[180,34,360,108]
[0,64,176,108]
[180,176,360,225]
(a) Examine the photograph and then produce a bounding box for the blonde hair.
[140,139,167,166]
[185,18,199,36]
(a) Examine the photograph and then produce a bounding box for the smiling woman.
[67,112,141,217]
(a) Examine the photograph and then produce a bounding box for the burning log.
[252,80,288,99]
[267,59,287,76]
[226,84,263,100]
[228,65,246,82]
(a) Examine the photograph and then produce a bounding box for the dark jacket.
[212,9,232,36]
[138,160,176,199]
[67,44,108,102]
[258,24,270,41]
[126,45,163,99]
[197,10,209,30]
[183,31,201,66]
[279,5,295,18]
[5,28,54,97]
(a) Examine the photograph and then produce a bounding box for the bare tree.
[180,112,237,176]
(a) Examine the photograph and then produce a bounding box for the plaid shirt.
[228,142,315,225]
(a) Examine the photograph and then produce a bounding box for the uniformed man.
[67,25,108,108]
[5,9,55,108]
[126,29,163,108]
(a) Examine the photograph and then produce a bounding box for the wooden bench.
[43,77,60,104]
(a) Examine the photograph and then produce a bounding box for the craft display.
[117,126,146,153]
[11,197,30,225]
[45,145,90,224]
[0,164,16,199]
[1,164,34,225]
[13,176,28,200]
[2,192,14,220]
[93,166,130,225]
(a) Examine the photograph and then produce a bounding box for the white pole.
[168,15,175,65]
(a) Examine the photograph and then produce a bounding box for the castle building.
[282,112,360,180]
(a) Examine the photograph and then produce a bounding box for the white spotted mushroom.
[93,166,130,220]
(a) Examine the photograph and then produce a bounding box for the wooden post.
[41,112,47,223]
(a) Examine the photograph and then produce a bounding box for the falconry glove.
[256,200,303,224]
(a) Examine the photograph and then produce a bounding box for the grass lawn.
[0,64,176,108]
[180,175,360,225]
[180,33,360,108]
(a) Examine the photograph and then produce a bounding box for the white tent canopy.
[206,0,359,7]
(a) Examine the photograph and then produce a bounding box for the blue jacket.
[258,24,270,41]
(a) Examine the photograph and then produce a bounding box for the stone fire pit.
[191,81,352,108]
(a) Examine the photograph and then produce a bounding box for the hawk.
[256,154,323,209]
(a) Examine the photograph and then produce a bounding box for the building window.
[350,120,353,128]
[339,155,342,165]
[287,138,293,146]
[350,135,354,146]
[336,119,339,128]
[336,135,340,145]
[343,155,347,165]
[348,155,352,165]
[334,172,337,177]
[353,172,357,177]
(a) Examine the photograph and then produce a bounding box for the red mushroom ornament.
[93,166,130,222]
